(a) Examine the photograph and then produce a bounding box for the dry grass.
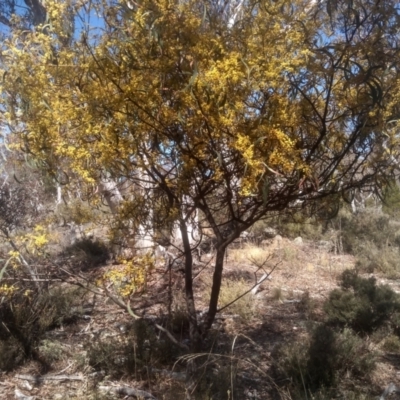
[229,243,272,266]
[199,273,257,323]
[218,278,256,322]
[4,233,400,400]
[382,335,400,353]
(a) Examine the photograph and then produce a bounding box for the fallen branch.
[0,278,62,282]
[14,389,35,400]
[380,383,400,400]
[218,262,280,313]
[151,368,186,382]
[50,259,189,351]
[99,385,158,399]
[153,322,189,351]
[15,374,84,383]
[251,273,270,295]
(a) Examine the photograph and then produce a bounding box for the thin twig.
[217,262,280,313]
[154,323,189,351]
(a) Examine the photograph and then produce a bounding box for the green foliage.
[63,238,110,269]
[0,286,86,369]
[339,208,394,254]
[0,337,25,371]
[55,200,99,226]
[324,270,400,334]
[382,335,400,353]
[296,291,317,320]
[87,319,183,378]
[38,339,66,364]
[276,213,324,241]
[382,181,400,218]
[192,362,234,400]
[218,278,255,322]
[275,326,375,396]
[87,337,137,378]
[354,245,400,276]
[336,208,400,275]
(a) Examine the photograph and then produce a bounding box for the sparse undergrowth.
[275,326,375,399]
[1,233,400,399]
[0,285,88,371]
[324,269,400,334]
[62,238,110,269]
[274,269,400,399]
[337,208,400,276]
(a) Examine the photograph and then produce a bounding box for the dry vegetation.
[2,203,400,400]
[1,0,400,398]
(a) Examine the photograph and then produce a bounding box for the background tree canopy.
[0,0,400,345]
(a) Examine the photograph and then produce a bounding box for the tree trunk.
[98,178,123,214]
[179,217,205,399]
[203,245,226,332]
[179,219,201,350]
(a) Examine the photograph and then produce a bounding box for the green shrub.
[218,278,255,322]
[274,325,375,396]
[38,339,66,364]
[192,362,234,400]
[63,238,109,268]
[87,337,137,378]
[296,291,317,319]
[335,208,400,274]
[0,337,25,371]
[87,319,182,378]
[324,270,400,334]
[55,199,99,225]
[276,213,323,240]
[0,286,86,369]
[354,244,400,276]
[382,334,400,352]
[339,209,393,253]
[382,181,400,218]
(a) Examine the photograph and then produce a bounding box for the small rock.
[18,381,33,392]
[264,227,278,238]
[15,389,35,400]
[293,236,303,245]
[317,240,332,251]
[274,234,283,243]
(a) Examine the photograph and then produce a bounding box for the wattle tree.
[1,0,400,347]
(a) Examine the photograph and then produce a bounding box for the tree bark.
[98,178,123,214]
[179,219,201,350]
[203,245,227,332]
[24,0,46,26]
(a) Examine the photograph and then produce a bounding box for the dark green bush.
[87,319,183,378]
[334,208,400,275]
[382,181,400,218]
[324,270,400,334]
[87,337,137,378]
[0,286,86,370]
[0,337,25,371]
[296,291,317,320]
[64,238,109,268]
[339,209,393,254]
[275,325,375,396]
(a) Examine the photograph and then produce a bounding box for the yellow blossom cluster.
[101,254,154,298]
[13,226,49,257]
